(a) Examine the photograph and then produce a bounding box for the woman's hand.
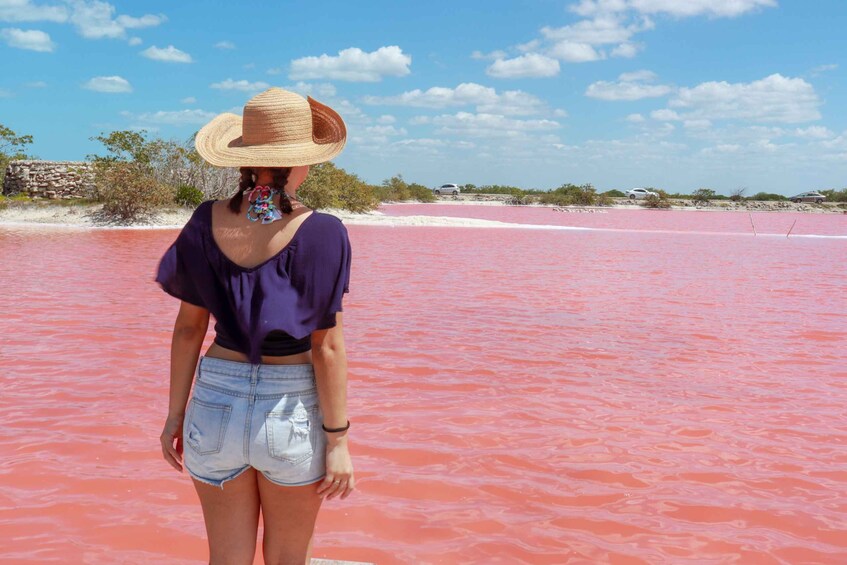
[160,414,185,472]
[317,435,354,500]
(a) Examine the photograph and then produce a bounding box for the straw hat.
[195,87,347,168]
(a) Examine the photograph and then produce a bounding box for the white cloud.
[794,126,833,139]
[363,82,548,116]
[215,40,235,49]
[115,13,163,29]
[24,80,47,87]
[484,0,774,69]
[542,15,646,44]
[810,63,837,76]
[266,67,283,75]
[683,119,712,129]
[181,96,196,104]
[570,0,776,18]
[289,45,411,82]
[0,27,54,51]
[586,70,673,100]
[141,45,192,63]
[355,124,408,144]
[486,53,560,78]
[283,81,336,98]
[210,78,270,93]
[619,69,656,82]
[471,49,508,60]
[651,109,680,121]
[122,109,217,125]
[376,114,396,124]
[127,36,140,45]
[67,1,165,39]
[611,42,640,57]
[626,113,645,122]
[0,0,67,22]
[668,73,821,124]
[548,41,604,62]
[431,112,561,137]
[83,75,131,93]
[539,15,654,62]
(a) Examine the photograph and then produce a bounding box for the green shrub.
[175,184,204,207]
[603,189,625,198]
[468,184,525,195]
[819,188,847,202]
[729,187,747,202]
[378,174,412,202]
[691,188,716,205]
[643,191,671,208]
[595,193,614,206]
[539,183,597,206]
[749,192,787,201]
[298,162,380,213]
[408,182,436,202]
[93,161,174,222]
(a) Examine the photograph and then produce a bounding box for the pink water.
[1,205,846,564]
[382,203,847,237]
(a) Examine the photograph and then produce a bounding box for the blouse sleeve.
[315,217,352,329]
[154,211,206,308]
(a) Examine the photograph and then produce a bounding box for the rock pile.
[3,160,96,199]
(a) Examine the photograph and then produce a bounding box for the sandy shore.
[0,197,843,230]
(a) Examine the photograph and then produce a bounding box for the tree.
[1,124,35,186]
[298,162,381,212]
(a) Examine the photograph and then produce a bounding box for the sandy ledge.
[0,197,843,231]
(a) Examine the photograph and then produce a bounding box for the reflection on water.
[1,206,846,564]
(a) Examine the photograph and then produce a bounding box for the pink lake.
[0,204,845,564]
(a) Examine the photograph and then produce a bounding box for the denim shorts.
[182,355,327,489]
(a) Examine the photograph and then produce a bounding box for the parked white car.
[433,183,460,195]
[625,187,658,199]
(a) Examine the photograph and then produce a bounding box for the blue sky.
[2,0,846,195]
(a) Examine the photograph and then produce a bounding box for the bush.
[175,184,204,207]
[467,184,525,196]
[820,188,847,202]
[93,161,174,222]
[603,189,625,198]
[595,193,614,206]
[749,192,787,201]
[643,191,671,209]
[539,183,597,206]
[374,175,435,203]
[298,162,380,213]
[408,182,436,202]
[729,187,747,202]
[691,188,716,205]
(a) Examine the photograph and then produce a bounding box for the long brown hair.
[227,167,293,215]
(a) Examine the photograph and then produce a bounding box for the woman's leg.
[192,467,261,565]
[257,472,324,565]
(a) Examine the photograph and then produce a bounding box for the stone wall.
[3,160,96,199]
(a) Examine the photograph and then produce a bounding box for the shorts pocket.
[185,398,232,456]
[265,400,319,465]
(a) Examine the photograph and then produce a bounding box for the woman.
[154,87,355,565]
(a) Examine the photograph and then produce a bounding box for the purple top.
[154,199,351,364]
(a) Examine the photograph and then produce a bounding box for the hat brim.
[195,101,347,168]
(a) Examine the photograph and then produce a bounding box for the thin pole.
[786,218,797,238]
[748,212,756,236]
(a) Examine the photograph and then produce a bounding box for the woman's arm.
[161,301,210,472]
[312,312,354,499]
